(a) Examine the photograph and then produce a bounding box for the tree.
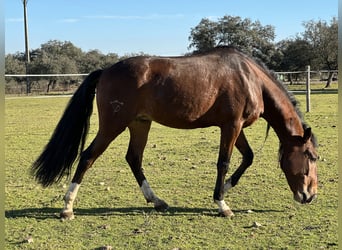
[5,53,26,78]
[188,18,218,52]
[5,40,123,93]
[188,15,277,67]
[5,53,27,93]
[24,40,84,92]
[274,38,314,84]
[302,17,338,87]
[102,53,120,68]
[278,38,313,71]
[39,40,83,62]
[78,50,119,73]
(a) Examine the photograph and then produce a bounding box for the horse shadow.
[5,206,284,220]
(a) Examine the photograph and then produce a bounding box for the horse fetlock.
[224,178,233,193]
[215,199,234,217]
[154,199,169,212]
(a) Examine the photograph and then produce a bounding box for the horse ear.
[303,127,312,142]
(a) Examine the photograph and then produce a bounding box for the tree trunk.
[325,71,334,88]
[46,79,55,93]
[287,74,293,85]
[26,78,31,94]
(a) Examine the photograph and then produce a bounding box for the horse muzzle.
[294,191,317,204]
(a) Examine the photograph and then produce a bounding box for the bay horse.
[31,46,318,219]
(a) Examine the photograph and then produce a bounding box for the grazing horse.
[31,46,318,219]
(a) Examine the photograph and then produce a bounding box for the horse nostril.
[301,192,307,204]
[307,194,317,204]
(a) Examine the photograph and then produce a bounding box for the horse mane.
[250,52,317,147]
[200,46,305,122]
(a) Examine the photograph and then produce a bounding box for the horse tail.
[31,69,103,187]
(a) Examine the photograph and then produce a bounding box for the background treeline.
[5,15,337,94]
[5,41,149,93]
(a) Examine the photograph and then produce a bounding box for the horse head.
[279,127,318,204]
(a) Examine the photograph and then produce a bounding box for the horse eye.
[304,150,317,162]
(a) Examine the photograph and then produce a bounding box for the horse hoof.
[60,211,75,220]
[219,209,234,218]
[154,199,169,212]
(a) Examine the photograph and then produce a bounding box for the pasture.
[5,91,337,249]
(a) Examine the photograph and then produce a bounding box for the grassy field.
[5,91,338,249]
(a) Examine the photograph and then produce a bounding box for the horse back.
[97,50,264,129]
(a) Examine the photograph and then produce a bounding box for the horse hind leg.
[126,119,169,212]
[60,130,123,220]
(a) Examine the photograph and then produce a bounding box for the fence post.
[306,65,311,112]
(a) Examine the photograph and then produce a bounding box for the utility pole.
[306,65,311,112]
[22,0,30,94]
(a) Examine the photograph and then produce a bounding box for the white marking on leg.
[140,180,169,211]
[215,199,234,217]
[140,180,158,203]
[215,199,230,212]
[62,183,80,215]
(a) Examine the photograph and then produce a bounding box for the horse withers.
[31,46,318,219]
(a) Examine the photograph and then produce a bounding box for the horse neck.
[261,80,304,143]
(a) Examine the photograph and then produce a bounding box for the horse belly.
[139,104,212,129]
[138,89,229,129]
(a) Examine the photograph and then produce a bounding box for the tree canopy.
[302,17,338,71]
[188,15,277,67]
[5,40,152,76]
[5,40,149,93]
[188,15,337,74]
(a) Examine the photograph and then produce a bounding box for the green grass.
[285,81,338,91]
[5,93,338,249]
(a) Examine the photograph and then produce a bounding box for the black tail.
[31,69,103,187]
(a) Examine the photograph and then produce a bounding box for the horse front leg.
[126,119,169,212]
[214,124,241,217]
[224,130,254,193]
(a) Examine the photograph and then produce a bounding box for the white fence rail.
[5,73,88,77]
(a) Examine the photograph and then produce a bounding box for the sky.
[5,0,338,56]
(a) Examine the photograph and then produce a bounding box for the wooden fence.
[5,67,338,112]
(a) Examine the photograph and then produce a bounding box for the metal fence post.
[306,65,311,112]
